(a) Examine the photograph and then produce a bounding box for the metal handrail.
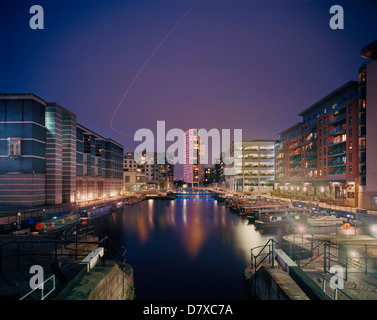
[19,274,56,300]
[251,239,278,271]
[322,276,353,300]
[98,236,127,269]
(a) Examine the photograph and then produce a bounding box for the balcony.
[328,124,346,136]
[303,123,317,133]
[303,135,315,143]
[289,141,301,150]
[328,113,346,125]
[328,166,346,176]
[289,158,301,165]
[328,159,346,167]
[328,137,346,147]
[328,146,346,157]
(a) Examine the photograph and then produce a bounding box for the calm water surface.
[90,195,287,300]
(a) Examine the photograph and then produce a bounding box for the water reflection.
[92,196,284,299]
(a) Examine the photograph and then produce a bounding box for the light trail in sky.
[110,0,199,137]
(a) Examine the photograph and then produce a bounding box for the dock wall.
[244,265,309,300]
[57,261,134,300]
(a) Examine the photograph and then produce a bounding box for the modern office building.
[0,93,124,207]
[183,129,204,187]
[226,139,276,193]
[75,124,124,201]
[358,40,377,210]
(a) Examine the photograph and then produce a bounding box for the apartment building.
[275,81,359,207]
[358,40,377,210]
[123,151,174,190]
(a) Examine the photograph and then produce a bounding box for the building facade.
[226,139,276,193]
[358,40,377,210]
[183,129,204,187]
[274,81,359,206]
[0,93,124,207]
[123,151,174,191]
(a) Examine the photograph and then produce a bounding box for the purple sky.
[1,0,377,178]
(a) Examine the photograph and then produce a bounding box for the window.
[349,141,352,149]
[372,196,377,206]
[324,138,326,145]
[319,159,322,166]
[319,139,322,146]
[324,117,327,125]
[349,153,352,162]
[8,138,21,158]
[319,129,322,136]
[319,120,322,126]
[324,127,327,135]
[319,149,322,156]
[349,165,353,174]
[349,104,352,113]
[349,117,352,125]
[324,158,327,166]
[324,148,326,155]
[349,129,352,138]
[324,168,327,176]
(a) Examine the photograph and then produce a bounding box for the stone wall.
[64,261,134,300]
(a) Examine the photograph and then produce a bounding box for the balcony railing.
[289,142,301,150]
[328,137,346,147]
[328,113,346,125]
[328,160,346,167]
[328,124,346,136]
[303,123,317,133]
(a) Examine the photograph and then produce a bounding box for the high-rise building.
[0,93,124,207]
[358,40,377,210]
[184,129,204,187]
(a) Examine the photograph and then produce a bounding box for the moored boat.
[254,207,309,228]
[307,211,343,227]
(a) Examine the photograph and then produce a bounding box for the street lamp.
[297,223,306,244]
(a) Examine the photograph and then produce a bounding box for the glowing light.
[348,250,357,258]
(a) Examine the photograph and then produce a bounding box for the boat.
[32,213,80,234]
[242,203,293,219]
[80,205,111,221]
[307,211,344,227]
[254,207,309,228]
[216,193,234,202]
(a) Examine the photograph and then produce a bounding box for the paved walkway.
[283,233,377,300]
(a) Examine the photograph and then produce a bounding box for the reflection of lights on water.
[183,199,187,225]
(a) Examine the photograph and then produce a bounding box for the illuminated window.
[8,138,21,158]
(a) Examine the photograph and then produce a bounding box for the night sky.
[1,0,376,178]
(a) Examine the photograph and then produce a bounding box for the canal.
[88,193,286,300]
[86,192,371,300]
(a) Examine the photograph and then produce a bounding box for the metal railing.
[250,239,277,272]
[322,276,353,300]
[19,275,56,300]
